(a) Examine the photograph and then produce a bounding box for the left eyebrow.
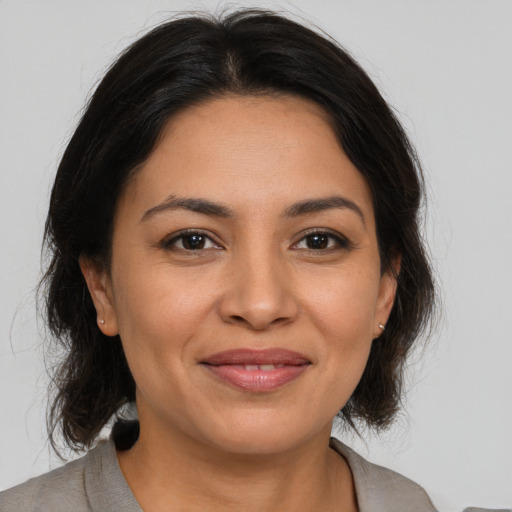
[283,196,366,224]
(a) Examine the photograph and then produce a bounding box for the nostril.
[271,316,289,325]
[229,314,291,328]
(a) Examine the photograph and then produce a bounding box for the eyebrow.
[141,194,365,224]
[283,196,365,224]
[141,195,235,222]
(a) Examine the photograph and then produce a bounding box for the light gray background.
[1,1,511,510]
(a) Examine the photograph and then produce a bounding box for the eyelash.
[162,229,351,253]
[291,230,351,252]
[162,230,221,251]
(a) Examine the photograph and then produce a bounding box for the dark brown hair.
[43,9,436,452]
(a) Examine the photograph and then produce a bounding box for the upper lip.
[201,349,310,366]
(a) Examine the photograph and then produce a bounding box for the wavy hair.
[42,9,436,452]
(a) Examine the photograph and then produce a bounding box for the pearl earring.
[99,319,105,325]
[378,323,385,331]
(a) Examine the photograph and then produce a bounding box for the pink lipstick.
[201,349,310,392]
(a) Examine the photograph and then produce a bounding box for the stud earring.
[378,323,385,331]
[99,319,105,325]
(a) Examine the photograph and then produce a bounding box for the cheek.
[111,266,217,361]
[110,270,215,409]
[304,267,380,339]
[299,266,380,385]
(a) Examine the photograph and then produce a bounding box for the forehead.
[118,94,374,223]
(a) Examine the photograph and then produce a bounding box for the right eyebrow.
[140,195,235,222]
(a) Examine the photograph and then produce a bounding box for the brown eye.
[293,231,350,251]
[181,234,206,250]
[164,231,220,251]
[305,233,330,249]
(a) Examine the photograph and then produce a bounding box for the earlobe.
[374,256,400,339]
[79,256,119,337]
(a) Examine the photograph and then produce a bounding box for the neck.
[117,420,357,512]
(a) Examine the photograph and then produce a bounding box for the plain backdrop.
[1,1,511,510]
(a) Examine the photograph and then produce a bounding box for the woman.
[0,9,439,511]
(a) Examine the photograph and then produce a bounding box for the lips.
[200,349,311,392]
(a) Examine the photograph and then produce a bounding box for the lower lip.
[202,364,309,392]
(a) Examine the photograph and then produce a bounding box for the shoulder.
[463,509,512,512]
[0,440,140,512]
[0,448,93,512]
[330,437,438,512]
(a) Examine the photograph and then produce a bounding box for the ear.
[79,256,119,337]
[373,255,401,339]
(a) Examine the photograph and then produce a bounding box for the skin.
[81,94,398,512]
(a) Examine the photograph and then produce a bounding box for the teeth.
[242,364,284,371]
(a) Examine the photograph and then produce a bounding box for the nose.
[218,249,299,331]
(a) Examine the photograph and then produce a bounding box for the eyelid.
[290,228,352,250]
[162,229,223,250]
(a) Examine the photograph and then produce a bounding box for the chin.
[193,410,332,457]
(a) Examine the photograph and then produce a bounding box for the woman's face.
[83,94,397,455]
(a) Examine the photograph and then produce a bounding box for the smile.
[200,349,311,392]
